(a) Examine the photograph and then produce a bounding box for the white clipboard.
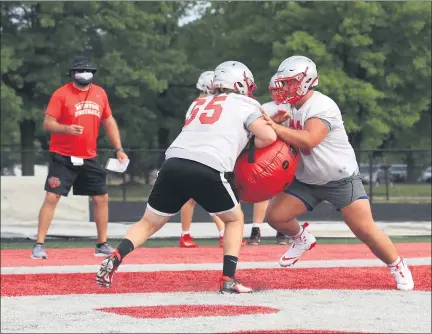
[105,158,130,173]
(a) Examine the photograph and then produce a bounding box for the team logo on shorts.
[48,176,61,188]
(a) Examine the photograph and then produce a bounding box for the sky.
[178,1,211,26]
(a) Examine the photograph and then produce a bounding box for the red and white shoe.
[279,222,316,267]
[179,234,198,248]
[219,236,246,248]
[219,276,253,294]
[389,258,414,291]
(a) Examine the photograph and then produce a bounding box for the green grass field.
[107,183,432,202]
[1,235,430,250]
[367,183,431,197]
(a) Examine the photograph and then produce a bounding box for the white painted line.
[2,290,431,333]
[1,257,430,275]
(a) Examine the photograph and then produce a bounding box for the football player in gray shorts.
[261,55,414,291]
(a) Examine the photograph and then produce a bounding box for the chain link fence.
[1,147,430,203]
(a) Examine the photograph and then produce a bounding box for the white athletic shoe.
[279,222,316,267]
[389,258,414,291]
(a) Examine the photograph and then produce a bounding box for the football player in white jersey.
[96,61,277,293]
[262,55,414,291]
[248,74,290,246]
[179,71,224,247]
[179,71,246,248]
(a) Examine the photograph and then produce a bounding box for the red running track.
[1,243,430,267]
[1,265,430,296]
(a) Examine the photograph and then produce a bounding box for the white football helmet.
[213,61,256,98]
[275,56,318,105]
[196,71,214,95]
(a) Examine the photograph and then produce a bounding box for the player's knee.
[352,225,377,245]
[265,210,281,227]
[142,208,170,230]
[217,205,243,224]
[92,194,108,206]
[266,206,295,228]
[44,192,61,206]
[351,219,378,240]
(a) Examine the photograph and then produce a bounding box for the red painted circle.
[97,305,279,319]
[228,330,363,334]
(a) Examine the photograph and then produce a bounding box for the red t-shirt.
[45,83,112,159]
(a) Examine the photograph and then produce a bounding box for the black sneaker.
[276,231,288,245]
[248,227,261,245]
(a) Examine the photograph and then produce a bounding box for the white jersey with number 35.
[166,93,262,172]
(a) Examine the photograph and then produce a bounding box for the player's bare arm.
[43,114,83,135]
[248,117,277,148]
[265,114,328,151]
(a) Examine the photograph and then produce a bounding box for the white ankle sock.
[181,231,190,236]
[291,225,304,238]
[388,256,402,267]
[287,225,305,239]
[219,230,224,237]
[252,223,261,228]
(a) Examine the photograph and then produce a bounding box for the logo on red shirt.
[74,101,101,118]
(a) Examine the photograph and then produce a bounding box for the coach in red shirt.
[31,56,128,259]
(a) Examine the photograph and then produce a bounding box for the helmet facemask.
[233,71,256,99]
[269,80,284,104]
[276,73,309,105]
[203,79,214,95]
[196,71,215,95]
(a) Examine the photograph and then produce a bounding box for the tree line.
[1,1,431,175]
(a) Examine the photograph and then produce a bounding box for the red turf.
[227,330,363,334]
[98,305,279,318]
[1,265,430,297]
[1,242,430,267]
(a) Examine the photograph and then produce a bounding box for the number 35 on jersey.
[184,96,227,126]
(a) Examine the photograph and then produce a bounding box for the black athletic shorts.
[147,158,239,216]
[44,152,108,197]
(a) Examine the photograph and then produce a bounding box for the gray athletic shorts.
[284,173,368,211]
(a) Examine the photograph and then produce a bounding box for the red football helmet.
[234,139,299,203]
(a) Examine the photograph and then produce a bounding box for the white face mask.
[74,72,93,81]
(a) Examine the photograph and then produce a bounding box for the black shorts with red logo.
[44,152,108,197]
